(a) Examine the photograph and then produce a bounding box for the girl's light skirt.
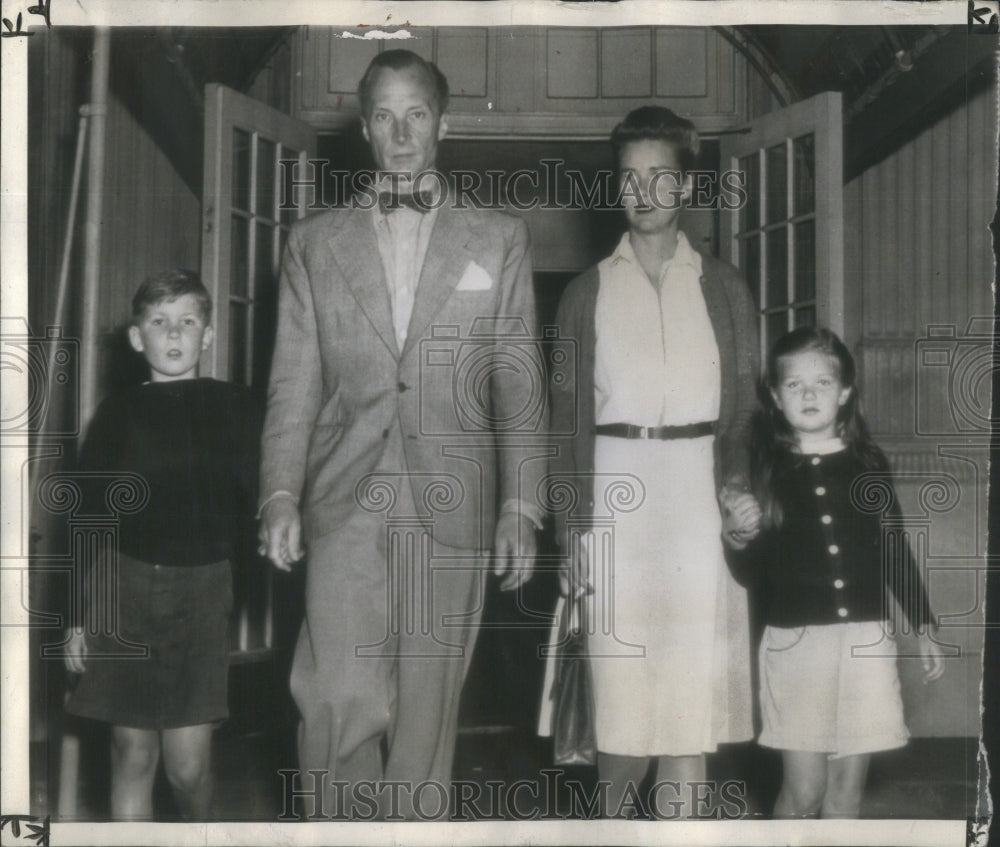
[758,620,909,758]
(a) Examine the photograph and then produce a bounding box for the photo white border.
[0,2,988,845]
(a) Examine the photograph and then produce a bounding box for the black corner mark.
[968,0,1000,33]
[0,0,51,36]
[0,815,50,847]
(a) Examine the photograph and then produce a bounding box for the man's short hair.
[357,49,450,118]
[131,268,212,324]
[610,106,700,175]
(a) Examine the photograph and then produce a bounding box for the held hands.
[919,632,945,683]
[258,498,306,571]
[559,537,590,600]
[493,512,537,591]
[64,627,87,674]
[720,486,762,550]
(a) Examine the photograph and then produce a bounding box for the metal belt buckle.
[628,423,645,439]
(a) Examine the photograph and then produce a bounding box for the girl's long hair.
[751,327,887,528]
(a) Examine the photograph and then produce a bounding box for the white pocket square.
[456,261,494,291]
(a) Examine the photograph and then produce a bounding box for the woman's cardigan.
[548,251,760,546]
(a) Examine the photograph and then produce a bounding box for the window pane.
[231,215,249,298]
[766,143,787,224]
[232,129,251,212]
[794,219,816,303]
[256,138,276,221]
[739,235,761,311]
[795,306,816,328]
[229,301,247,385]
[280,148,301,226]
[738,153,759,233]
[766,226,788,308]
[793,134,815,216]
[766,311,789,352]
[255,222,276,298]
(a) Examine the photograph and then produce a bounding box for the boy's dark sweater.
[733,448,935,631]
[78,378,261,566]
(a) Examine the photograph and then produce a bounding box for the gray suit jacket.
[260,200,547,551]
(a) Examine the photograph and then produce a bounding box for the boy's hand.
[919,632,945,683]
[720,488,762,549]
[258,498,306,571]
[64,627,87,674]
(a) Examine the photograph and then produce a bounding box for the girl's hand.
[720,489,762,549]
[64,627,88,674]
[919,632,945,683]
[559,535,591,599]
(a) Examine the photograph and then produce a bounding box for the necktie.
[379,190,432,215]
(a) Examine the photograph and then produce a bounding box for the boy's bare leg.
[822,753,870,819]
[110,726,160,820]
[774,750,826,818]
[161,724,214,820]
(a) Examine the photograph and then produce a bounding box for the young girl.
[729,326,944,819]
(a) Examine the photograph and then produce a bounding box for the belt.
[595,421,717,440]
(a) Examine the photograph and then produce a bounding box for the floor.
[37,719,981,822]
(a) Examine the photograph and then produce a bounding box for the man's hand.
[64,627,87,674]
[493,512,537,591]
[258,498,306,571]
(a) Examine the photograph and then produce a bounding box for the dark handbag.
[552,596,597,766]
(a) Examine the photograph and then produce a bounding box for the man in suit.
[258,49,546,819]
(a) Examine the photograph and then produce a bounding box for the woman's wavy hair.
[750,326,886,528]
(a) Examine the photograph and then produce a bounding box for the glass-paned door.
[201,83,316,662]
[721,92,843,356]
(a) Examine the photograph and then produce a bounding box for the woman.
[550,106,760,818]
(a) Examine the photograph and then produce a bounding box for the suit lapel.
[328,210,399,358]
[401,204,477,359]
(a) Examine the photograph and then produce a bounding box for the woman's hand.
[720,488,762,549]
[64,627,88,674]
[918,632,945,683]
[559,535,591,599]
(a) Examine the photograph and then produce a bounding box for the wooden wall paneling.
[948,107,968,326]
[437,27,489,102]
[655,27,708,98]
[929,105,951,338]
[601,28,651,98]
[496,27,536,114]
[546,29,599,100]
[878,157,895,337]
[327,29,378,104]
[841,180,863,351]
[896,140,916,337]
[915,127,933,340]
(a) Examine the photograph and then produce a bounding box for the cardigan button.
[815,486,826,496]
[810,456,821,466]
[821,514,833,525]
[837,607,848,618]
[828,544,840,555]
[833,579,845,589]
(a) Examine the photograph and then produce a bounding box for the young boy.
[64,269,260,821]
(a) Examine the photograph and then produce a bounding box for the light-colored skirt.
[758,621,909,759]
[583,434,752,757]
